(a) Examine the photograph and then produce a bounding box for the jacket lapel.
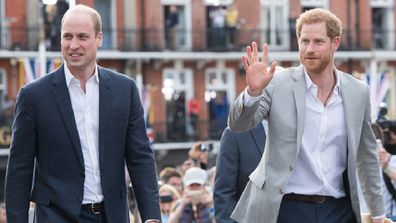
[292,65,306,156]
[98,67,112,167]
[339,72,357,154]
[50,64,84,169]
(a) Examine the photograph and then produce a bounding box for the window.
[95,0,116,49]
[205,67,235,139]
[370,0,393,7]
[162,68,193,141]
[370,1,395,49]
[300,0,328,8]
[0,69,11,149]
[0,0,10,49]
[260,0,289,50]
[162,0,192,50]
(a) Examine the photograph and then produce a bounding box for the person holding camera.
[168,167,214,223]
[159,184,181,223]
[180,142,211,174]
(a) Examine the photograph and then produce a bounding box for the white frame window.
[162,66,193,139]
[370,0,393,7]
[260,0,289,50]
[0,69,6,106]
[300,0,328,8]
[370,0,395,49]
[204,64,235,106]
[204,0,233,6]
[161,0,192,50]
[162,68,193,102]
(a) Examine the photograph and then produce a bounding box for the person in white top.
[227,8,385,223]
[5,4,160,223]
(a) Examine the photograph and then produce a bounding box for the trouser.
[277,195,357,223]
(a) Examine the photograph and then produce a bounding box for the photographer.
[168,167,214,223]
[160,184,181,223]
[181,142,212,173]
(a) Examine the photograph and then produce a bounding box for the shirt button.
[289,165,293,171]
[279,189,284,194]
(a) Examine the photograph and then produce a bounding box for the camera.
[376,104,396,154]
[199,143,213,152]
[160,194,173,203]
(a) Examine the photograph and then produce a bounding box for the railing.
[2,26,396,52]
[148,119,225,143]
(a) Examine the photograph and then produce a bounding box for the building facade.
[0,0,396,199]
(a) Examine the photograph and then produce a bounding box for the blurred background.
[0,0,396,203]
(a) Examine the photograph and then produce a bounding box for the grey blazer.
[228,65,385,223]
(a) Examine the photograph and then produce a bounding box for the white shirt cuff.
[371,214,386,220]
[243,88,261,107]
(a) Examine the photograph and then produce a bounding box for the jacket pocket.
[249,169,266,189]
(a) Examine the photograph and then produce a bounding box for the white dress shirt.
[244,70,348,198]
[64,64,103,204]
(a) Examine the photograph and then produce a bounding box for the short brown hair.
[159,167,182,183]
[61,4,102,37]
[295,8,342,40]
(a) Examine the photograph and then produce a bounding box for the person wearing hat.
[168,167,214,223]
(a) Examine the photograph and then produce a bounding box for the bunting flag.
[376,71,391,108]
[140,86,155,142]
[140,87,151,125]
[357,71,392,120]
[18,57,62,87]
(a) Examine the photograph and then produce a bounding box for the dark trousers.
[277,197,357,223]
[79,207,107,223]
[34,205,107,223]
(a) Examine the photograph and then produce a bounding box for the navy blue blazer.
[5,65,161,223]
[213,124,266,223]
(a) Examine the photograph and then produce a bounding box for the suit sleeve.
[356,85,385,217]
[214,128,239,223]
[124,80,161,221]
[228,85,272,132]
[5,87,37,223]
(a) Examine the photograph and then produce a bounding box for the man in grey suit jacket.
[5,5,160,223]
[213,123,266,222]
[228,8,385,223]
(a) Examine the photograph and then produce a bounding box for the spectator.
[225,4,239,50]
[213,122,266,222]
[165,5,179,50]
[159,167,183,194]
[168,167,213,223]
[188,142,209,170]
[187,96,200,139]
[209,5,226,49]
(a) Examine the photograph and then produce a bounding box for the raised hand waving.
[242,42,277,96]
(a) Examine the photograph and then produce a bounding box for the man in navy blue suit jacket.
[213,123,266,222]
[5,4,160,223]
